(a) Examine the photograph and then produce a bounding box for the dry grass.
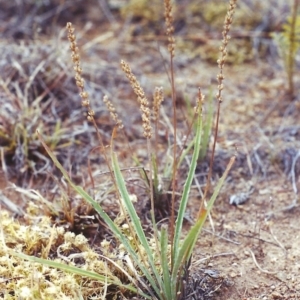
[0,38,86,182]
[0,209,141,298]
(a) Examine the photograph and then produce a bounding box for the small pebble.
[271,291,282,299]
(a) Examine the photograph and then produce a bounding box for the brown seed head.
[120,60,152,139]
[66,22,94,122]
[153,87,164,121]
[216,0,237,103]
[103,95,124,129]
[164,0,175,57]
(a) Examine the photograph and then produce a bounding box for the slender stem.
[201,0,237,205]
[287,0,299,96]
[170,54,177,265]
[146,140,161,265]
[203,100,221,200]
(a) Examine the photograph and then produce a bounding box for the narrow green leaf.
[173,109,202,261]
[172,218,205,284]
[199,87,213,160]
[11,251,151,298]
[172,156,235,282]
[112,152,163,295]
[177,138,195,169]
[159,226,172,299]
[152,154,160,199]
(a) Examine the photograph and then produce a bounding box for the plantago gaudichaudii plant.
[10,0,238,298]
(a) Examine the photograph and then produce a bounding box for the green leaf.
[111,151,163,296]
[10,250,151,298]
[159,226,172,299]
[199,87,214,161]
[173,107,202,262]
[171,156,235,282]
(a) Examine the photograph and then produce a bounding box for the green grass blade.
[199,87,213,160]
[152,154,160,200]
[10,251,152,299]
[177,138,195,169]
[159,226,172,299]
[173,109,202,260]
[111,152,163,293]
[171,218,202,288]
[171,156,235,282]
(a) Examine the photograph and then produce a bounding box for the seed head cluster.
[66,22,95,121]
[164,0,175,58]
[103,95,124,129]
[120,60,152,139]
[194,88,204,115]
[216,0,237,103]
[153,87,164,121]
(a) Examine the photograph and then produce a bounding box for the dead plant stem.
[287,0,299,96]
